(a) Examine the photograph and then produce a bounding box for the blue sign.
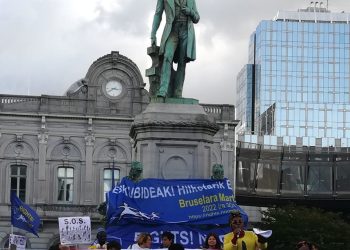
[11,192,41,237]
[107,223,229,249]
[106,178,248,248]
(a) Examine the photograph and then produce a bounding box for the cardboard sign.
[9,234,26,250]
[58,216,91,245]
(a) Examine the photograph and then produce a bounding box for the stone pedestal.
[129,102,219,179]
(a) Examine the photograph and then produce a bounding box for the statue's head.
[211,164,224,180]
[128,161,143,182]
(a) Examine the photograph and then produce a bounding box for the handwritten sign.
[58,216,91,245]
[9,234,26,250]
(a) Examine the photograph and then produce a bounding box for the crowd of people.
[46,210,319,250]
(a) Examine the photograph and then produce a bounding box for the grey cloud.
[0,0,349,104]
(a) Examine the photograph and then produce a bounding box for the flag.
[10,192,41,237]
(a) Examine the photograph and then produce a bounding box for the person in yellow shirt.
[223,210,267,250]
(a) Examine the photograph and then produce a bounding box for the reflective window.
[255,162,279,194]
[57,167,74,202]
[236,161,256,192]
[307,164,332,195]
[335,164,350,194]
[10,165,27,201]
[245,21,350,146]
[280,163,305,196]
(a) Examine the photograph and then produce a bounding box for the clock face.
[105,80,123,97]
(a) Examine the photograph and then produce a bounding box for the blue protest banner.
[11,192,41,237]
[107,178,247,226]
[106,178,248,248]
[107,222,230,249]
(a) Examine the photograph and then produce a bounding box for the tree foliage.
[259,204,350,249]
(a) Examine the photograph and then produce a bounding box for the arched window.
[10,165,27,201]
[57,167,74,202]
[103,168,120,201]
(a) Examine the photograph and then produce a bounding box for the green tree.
[259,204,350,249]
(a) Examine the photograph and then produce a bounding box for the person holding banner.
[128,233,152,249]
[223,210,267,250]
[161,232,174,248]
[203,232,222,250]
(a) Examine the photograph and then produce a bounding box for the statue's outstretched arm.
[151,0,164,45]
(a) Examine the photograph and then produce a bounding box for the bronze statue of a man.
[151,0,200,98]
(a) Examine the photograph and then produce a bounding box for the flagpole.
[10,205,13,250]
[9,225,13,250]
[111,159,115,190]
[10,193,13,250]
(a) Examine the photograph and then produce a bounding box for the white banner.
[9,234,26,250]
[58,216,91,245]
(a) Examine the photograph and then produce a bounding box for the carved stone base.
[130,102,219,179]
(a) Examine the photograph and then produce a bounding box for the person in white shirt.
[128,233,152,249]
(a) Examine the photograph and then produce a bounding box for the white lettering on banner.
[113,186,176,199]
[177,183,226,196]
[226,179,233,190]
[112,181,228,199]
[132,231,226,247]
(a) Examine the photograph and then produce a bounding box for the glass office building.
[235,7,350,204]
[237,7,350,147]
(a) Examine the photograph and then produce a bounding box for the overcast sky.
[0,0,348,105]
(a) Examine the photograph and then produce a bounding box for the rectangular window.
[307,164,332,195]
[57,167,74,202]
[256,162,279,194]
[103,169,120,201]
[10,165,27,201]
[336,164,350,195]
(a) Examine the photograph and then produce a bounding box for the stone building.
[0,52,236,249]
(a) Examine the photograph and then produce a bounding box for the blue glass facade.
[236,64,254,132]
[235,9,350,203]
[237,13,350,147]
